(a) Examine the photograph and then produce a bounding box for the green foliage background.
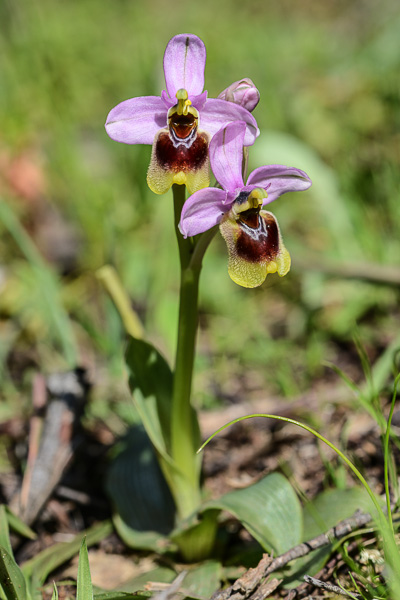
[1,0,399,413]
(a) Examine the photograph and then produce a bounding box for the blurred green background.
[1,0,399,419]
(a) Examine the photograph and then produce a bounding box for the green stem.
[170,184,202,518]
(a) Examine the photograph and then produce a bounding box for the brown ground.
[0,371,395,598]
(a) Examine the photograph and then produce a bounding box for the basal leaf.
[303,486,376,538]
[171,510,219,562]
[203,473,302,555]
[0,545,28,600]
[285,486,376,587]
[115,567,176,593]
[182,561,221,600]
[125,337,173,455]
[94,594,150,600]
[77,538,93,600]
[112,514,175,554]
[106,426,176,539]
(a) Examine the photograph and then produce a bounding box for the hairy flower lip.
[105,34,259,148]
[220,207,291,288]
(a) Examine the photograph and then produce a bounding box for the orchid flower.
[105,34,259,196]
[179,121,312,288]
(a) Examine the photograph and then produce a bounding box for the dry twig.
[211,510,373,600]
[303,575,361,599]
[248,578,280,600]
[10,368,89,525]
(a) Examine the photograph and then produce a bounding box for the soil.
[0,369,395,598]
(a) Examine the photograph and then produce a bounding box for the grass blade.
[0,545,28,600]
[5,507,36,541]
[0,506,13,558]
[50,583,58,600]
[77,538,93,600]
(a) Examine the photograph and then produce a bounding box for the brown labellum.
[236,210,280,263]
[155,130,208,173]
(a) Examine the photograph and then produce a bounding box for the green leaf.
[5,508,36,541]
[202,473,302,555]
[112,514,175,554]
[115,567,176,593]
[0,545,28,600]
[94,594,150,600]
[106,426,176,539]
[303,487,374,537]
[22,521,112,583]
[0,506,13,558]
[182,561,221,600]
[171,510,219,563]
[50,583,58,600]
[77,538,93,600]
[125,337,173,456]
[285,487,377,587]
[26,574,42,600]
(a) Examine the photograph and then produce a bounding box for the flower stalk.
[170,184,202,519]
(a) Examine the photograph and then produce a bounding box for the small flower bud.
[218,78,260,112]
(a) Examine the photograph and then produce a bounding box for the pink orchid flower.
[179,121,312,288]
[105,34,259,195]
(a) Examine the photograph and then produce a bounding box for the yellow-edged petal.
[147,131,174,194]
[182,162,210,195]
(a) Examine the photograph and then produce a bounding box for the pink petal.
[163,34,206,99]
[247,165,312,203]
[161,90,175,109]
[105,96,167,145]
[179,187,227,237]
[200,98,259,146]
[190,91,208,111]
[209,121,246,193]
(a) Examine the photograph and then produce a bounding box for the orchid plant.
[105,33,311,559]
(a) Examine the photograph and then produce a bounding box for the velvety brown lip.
[236,211,279,263]
[155,131,208,173]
